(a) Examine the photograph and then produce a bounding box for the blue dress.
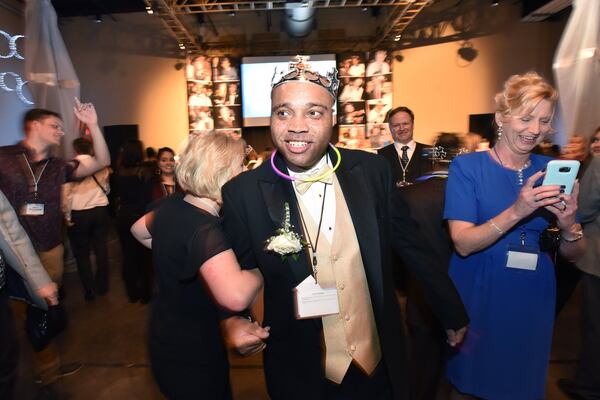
[444,151,555,400]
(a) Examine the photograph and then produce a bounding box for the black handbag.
[4,261,68,352]
[26,303,67,352]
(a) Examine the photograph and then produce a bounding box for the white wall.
[393,16,567,144]
[59,13,189,152]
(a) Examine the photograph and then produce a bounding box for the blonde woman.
[131,133,264,399]
[444,72,585,399]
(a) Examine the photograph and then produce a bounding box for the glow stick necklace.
[270,143,341,182]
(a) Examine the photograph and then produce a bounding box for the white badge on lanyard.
[21,203,45,216]
[294,275,339,319]
[20,155,49,217]
[506,231,538,271]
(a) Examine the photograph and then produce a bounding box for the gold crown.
[271,55,339,97]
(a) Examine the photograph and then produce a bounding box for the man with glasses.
[0,103,110,393]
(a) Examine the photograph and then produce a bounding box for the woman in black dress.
[131,133,263,399]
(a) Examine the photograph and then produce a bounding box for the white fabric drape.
[553,0,600,140]
[25,0,80,159]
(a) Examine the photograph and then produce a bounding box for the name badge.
[294,275,339,319]
[506,244,538,271]
[21,203,45,216]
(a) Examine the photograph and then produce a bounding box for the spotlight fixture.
[491,0,499,6]
[145,5,154,14]
[178,43,186,50]
[458,41,478,62]
[95,14,102,23]
[362,6,368,11]
[228,11,236,17]
[394,34,402,42]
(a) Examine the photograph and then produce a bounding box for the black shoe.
[558,379,586,400]
[59,362,83,378]
[84,290,95,302]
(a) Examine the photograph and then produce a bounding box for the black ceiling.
[51,0,146,17]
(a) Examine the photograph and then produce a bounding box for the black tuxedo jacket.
[221,148,468,400]
[377,142,429,184]
[397,177,452,330]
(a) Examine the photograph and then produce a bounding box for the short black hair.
[157,147,175,159]
[23,108,61,132]
[386,106,414,124]
[73,138,93,155]
[146,147,157,158]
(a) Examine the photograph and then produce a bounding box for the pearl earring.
[497,125,503,140]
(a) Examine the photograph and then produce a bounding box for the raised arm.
[72,99,111,178]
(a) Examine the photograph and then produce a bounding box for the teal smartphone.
[542,160,580,195]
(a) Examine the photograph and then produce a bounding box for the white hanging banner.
[25,0,80,159]
[553,0,600,140]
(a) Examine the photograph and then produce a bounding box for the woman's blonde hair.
[494,72,558,117]
[176,132,245,203]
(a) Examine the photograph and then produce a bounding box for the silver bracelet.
[489,219,504,235]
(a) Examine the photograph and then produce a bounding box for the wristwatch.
[561,225,584,243]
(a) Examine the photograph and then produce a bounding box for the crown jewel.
[271,55,339,98]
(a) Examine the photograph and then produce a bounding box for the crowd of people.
[0,59,599,400]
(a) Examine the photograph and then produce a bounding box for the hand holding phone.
[542,160,580,195]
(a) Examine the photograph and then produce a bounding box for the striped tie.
[401,145,409,168]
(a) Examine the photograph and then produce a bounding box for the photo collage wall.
[186,55,242,139]
[336,50,394,150]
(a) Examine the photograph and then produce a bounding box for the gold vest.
[297,176,381,384]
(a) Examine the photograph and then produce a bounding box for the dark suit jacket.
[397,177,451,328]
[377,142,429,184]
[221,148,468,400]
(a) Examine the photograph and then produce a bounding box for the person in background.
[0,102,109,392]
[113,139,154,303]
[131,133,263,400]
[444,72,585,399]
[64,138,111,301]
[589,126,600,157]
[0,188,58,400]
[558,146,600,399]
[562,134,590,175]
[399,133,464,400]
[144,147,183,208]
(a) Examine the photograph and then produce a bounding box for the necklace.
[270,143,341,182]
[492,147,530,186]
[295,184,328,271]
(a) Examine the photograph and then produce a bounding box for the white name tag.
[20,203,45,216]
[294,275,340,319]
[506,250,538,271]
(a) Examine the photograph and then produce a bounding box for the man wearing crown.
[220,56,468,400]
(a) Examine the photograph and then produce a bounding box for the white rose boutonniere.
[265,202,304,261]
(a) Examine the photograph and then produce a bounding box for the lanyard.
[295,183,328,279]
[21,154,49,198]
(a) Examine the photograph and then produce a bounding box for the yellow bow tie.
[294,164,334,195]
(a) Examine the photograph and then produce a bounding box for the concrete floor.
[15,230,581,399]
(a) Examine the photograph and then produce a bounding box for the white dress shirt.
[393,140,417,164]
[288,155,336,243]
